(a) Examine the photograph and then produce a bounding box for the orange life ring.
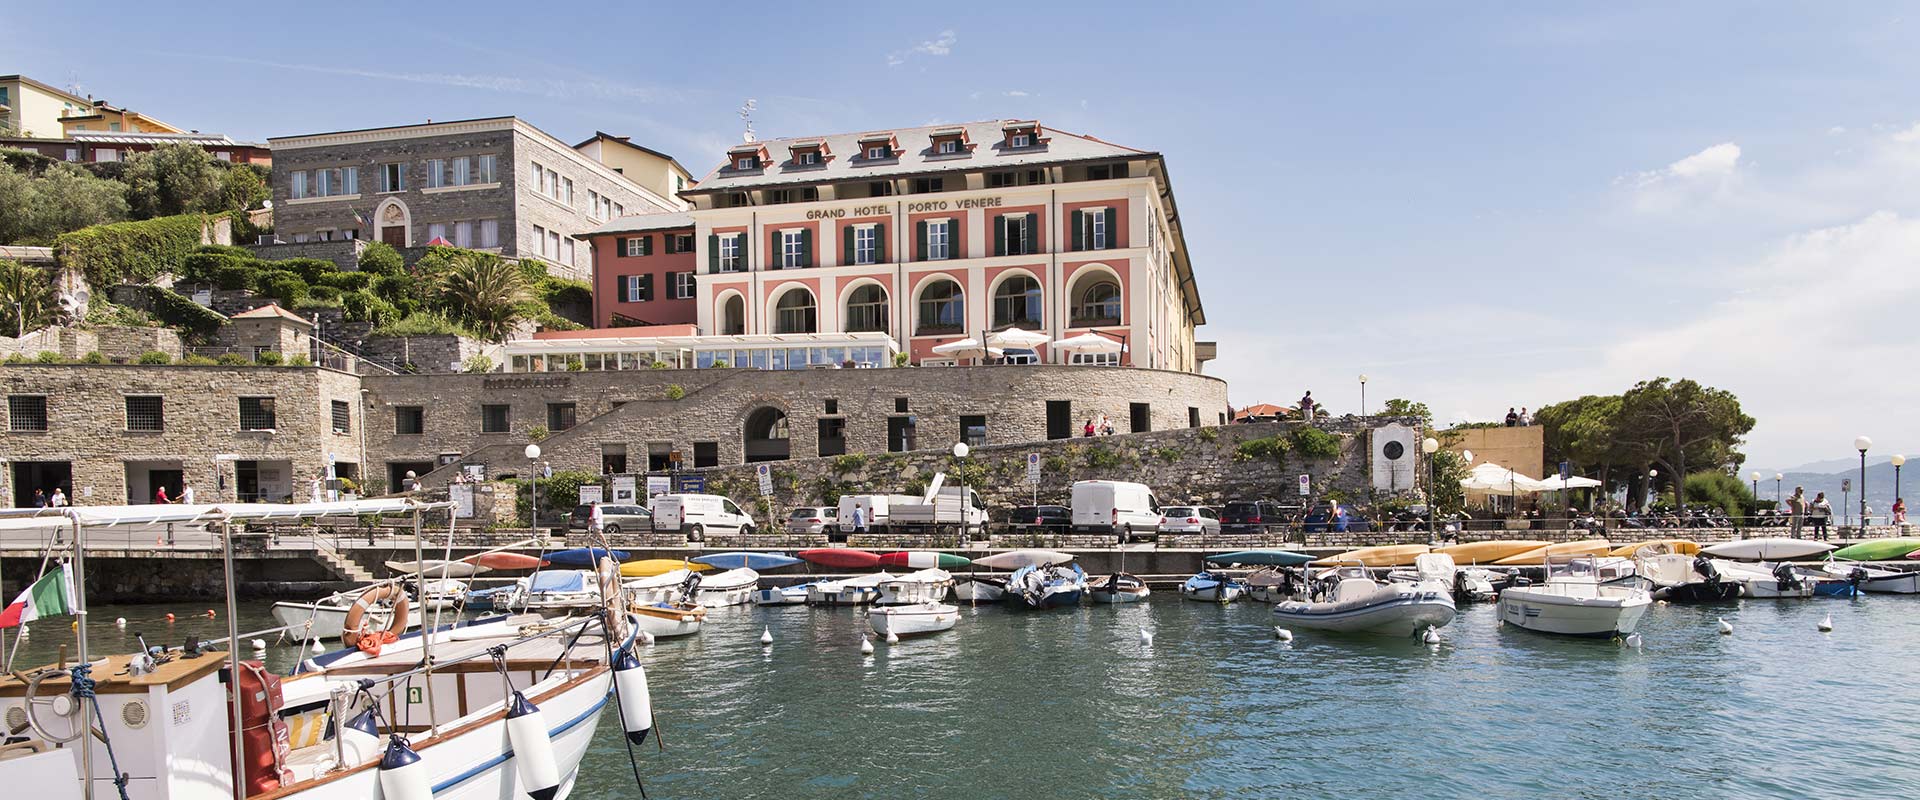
[341,585,409,656]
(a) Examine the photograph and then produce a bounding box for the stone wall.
[0,326,181,362]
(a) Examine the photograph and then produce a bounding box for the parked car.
[651,493,756,540]
[1220,499,1294,535]
[1069,481,1163,542]
[786,506,840,536]
[1006,505,1071,534]
[568,503,653,535]
[1158,506,1221,536]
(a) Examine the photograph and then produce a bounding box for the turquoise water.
[9,596,1917,798]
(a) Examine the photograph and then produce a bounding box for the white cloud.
[887,30,957,66]
[1666,142,1741,178]
[1004,90,1031,98]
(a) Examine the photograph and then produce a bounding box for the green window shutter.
[916,220,928,261]
[843,225,856,266]
[1103,207,1117,249]
[874,223,886,263]
[707,235,718,271]
[1070,210,1084,251]
[801,227,814,267]
[772,231,782,268]
[948,217,959,258]
[616,237,628,256]
[640,274,653,301]
[994,215,1007,257]
[616,277,629,303]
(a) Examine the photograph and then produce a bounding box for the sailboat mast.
[220,519,245,800]
[72,515,94,800]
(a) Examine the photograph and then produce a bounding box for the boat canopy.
[529,570,590,593]
[0,498,449,530]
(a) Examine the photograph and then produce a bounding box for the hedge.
[357,242,404,276]
[341,290,399,325]
[316,271,375,291]
[257,270,308,306]
[119,285,226,336]
[195,244,254,259]
[276,258,336,284]
[56,214,211,288]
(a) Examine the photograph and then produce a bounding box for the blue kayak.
[541,547,630,567]
[691,551,803,571]
[1206,549,1315,567]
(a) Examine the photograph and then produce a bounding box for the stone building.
[266,117,684,280]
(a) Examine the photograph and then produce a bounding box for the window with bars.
[239,397,276,431]
[481,404,511,434]
[548,403,577,431]
[395,406,425,435]
[330,400,351,434]
[8,395,47,431]
[125,396,164,432]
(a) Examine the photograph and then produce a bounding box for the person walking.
[1811,492,1832,540]
[1518,407,1532,426]
[852,504,868,536]
[1787,487,1806,538]
[49,487,67,507]
[1894,496,1907,525]
[179,484,195,505]
[31,489,46,508]
[1299,391,1316,423]
[154,485,171,504]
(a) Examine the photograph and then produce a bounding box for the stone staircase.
[312,542,376,582]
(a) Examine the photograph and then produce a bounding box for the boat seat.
[1334,578,1379,603]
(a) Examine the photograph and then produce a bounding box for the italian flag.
[1,565,75,628]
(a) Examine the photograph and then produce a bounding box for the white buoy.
[639,630,656,646]
[885,628,900,645]
[760,626,773,646]
[505,692,561,800]
[612,651,653,745]
[1818,614,1834,632]
[1139,627,1153,646]
[337,707,382,765]
[1422,627,1440,645]
[1625,632,1643,650]
[860,636,874,655]
[1717,617,1733,635]
[115,617,127,628]
[310,639,325,655]
[376,736,430,800]
[1274,627,1293,642]
[250,638,267,651]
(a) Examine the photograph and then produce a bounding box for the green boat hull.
[1831,538,1920,561]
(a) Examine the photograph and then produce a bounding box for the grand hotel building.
[559,119,1211,373]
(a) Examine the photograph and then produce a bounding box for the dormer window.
[1002,121,1043,150]
[1010,133,1031,148]
[937,140,959,155]
[736,156,760,170]
[797,150,819,165]
[866,144,892,160]
[858,134,897,160]
[789,140,829,166]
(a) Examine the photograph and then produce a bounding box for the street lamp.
[1423,437,1440,539]
[1648,468,1659,512]
[1358,374,1369,416]
[1749,470,1761,523]
[951,442,972,544]
[1856,436,1872,530]
[1893,455,1906,515]
[525,443,543,536]
[1774,473,1783,504]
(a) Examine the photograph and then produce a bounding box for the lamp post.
[1749,470,1761,527]
[1423,436,1440,539]
[1648,468,1658,512]
[525,443,543,537]
[951,441,971,545]
[1358,374,1369,417]
[1856,436,1872,531]
[1774,473,1783,504]
[1893,454,1906,515]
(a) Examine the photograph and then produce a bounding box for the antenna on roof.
[739,99,758,143]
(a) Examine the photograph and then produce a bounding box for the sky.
[9,1,1920,472]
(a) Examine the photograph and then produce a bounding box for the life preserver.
[342,585,409,656]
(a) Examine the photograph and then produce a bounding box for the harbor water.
[6,596,1915,798]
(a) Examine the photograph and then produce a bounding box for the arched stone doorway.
[743,406,790,462]
[376,198,412,247]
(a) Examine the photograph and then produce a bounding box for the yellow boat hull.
[619,558,713,577]
[1435,540,1551,565]
[1493,539,1613,566]
[1608,539,1699,557]
[1314,544,1431,567]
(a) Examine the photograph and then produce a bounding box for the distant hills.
[1750,457,1910,519]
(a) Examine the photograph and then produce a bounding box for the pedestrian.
[1505,408,1519,427]
[588,502,604,535]
[1102,415,1115,436]
[1811,492,1832,540]
[1083,418,1095,438]
[1787,487,1805,538]
[31,489,46,508]
[155,485,171,504]
[1518,407,1532,426]
[179,484,195,504]
[1299,391,1316,423]
[49,487,67,507]
[1894,496,1907,525]
[852,503,867,536]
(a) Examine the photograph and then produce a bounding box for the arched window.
[744,407,790,462]
[992,275,1043,329]
[845,284,889,333]
[1073,280,1122,325]
[720,294,745,335]
[773,288,817,334]
[916,279,964,334]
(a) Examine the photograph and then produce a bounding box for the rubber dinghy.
[1180,570,1244,603]
[1272,566,1456,636]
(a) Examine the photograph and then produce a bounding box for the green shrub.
[1290,427,1342,459]
[213,262,259,291]
[253,350,283,365]
[180,252,242,286]
[1235,435,1290,463]
[257,271,309,306]
[512,470,600,523]
[116,285,224,336]
[893,352,911,367]
[306,285,342,303]
[1150,446,1184,464]
[33,351,62,363]
[1197,427,1218,443]
[79,351,108,364]
[462,354,493,374]
[664,384,685,400]
[649,360,669,370]
[831,453,866,473]
[272,257,335,283]
[182,353,217,365]
[1682,470,1755,519]
[526,424,550,442]
[55,214,210,288]
[317,271,375,291]
[195,244,254,259]
[711,359,729,369]
[357,242,404,276]
[340,291,399,325]
[3,353,25,364]
[215,353,248,366]
[372,312,472,338]
[285,354,312,366]
[135,350,171,365]
[565,357,584,371]
[371,274,415,301]
[1084,445,1125,470]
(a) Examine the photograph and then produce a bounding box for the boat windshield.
[1545,555,1600,582]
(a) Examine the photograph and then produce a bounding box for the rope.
[70,663,131,800]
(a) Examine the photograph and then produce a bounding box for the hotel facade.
[580,120,1211,372]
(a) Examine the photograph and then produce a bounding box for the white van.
[650,493,756,539]
[836,493,921,533]
[1070,480,1163,541]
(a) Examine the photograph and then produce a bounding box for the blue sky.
[11,2,1920,471]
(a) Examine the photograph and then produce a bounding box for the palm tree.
[437,251,528,342]
[0,259,53,337]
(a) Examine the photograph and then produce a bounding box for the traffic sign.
[1026,453,1041,485]
[1298,474,1311,496]
[757,464,773,497]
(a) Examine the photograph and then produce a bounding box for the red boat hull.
[465,552,546,570]
[798,548,882,568]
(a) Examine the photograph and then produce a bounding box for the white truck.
[650,493,757,540]
[1070,480,1164,542]
[836,493,922,533]
[886,474,989,535]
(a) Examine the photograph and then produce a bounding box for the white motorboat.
[1387,553,1501,603]
[807,572,893,605]
[1088,572,1152,603]
[1180,570,1244,603]
[954,576,1008,603]
[691,567,760,607]
[754,583,813,605]
[629,600,707,637]
[506,569,609,611]
[1498,555,1652,637]
[624,568,693,606]
[1009,564,1088,609]
[1245,567,1307,603]
[1272,567,1456,636]
[419,578,470,611]
[271,585,418,641]
[868,602,960,637]
[1636,553,1741,602]
[878,568,954,605]
[1819,561,1920,594]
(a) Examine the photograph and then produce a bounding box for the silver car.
[785,506,839,535]
[1158,506,1221,536]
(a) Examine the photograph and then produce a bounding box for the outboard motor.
[1692,554,1721,584]
[677,571,703,603]
[1849,567,1870,592]
[1772,562,1801,590]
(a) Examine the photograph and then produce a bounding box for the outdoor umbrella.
[986,327,1051,349]
[930,338,1003,363]
[1051,332,1125,353]
[1460,462,1552,495]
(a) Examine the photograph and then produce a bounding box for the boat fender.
[506,692,562,800]
[612,650,654,745]
[337,706,382,765]
[377,735,430,800]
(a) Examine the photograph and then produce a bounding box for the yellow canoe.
[618,559,713,578]
[1493,539,1613,566]
[1314,544,1431,567]
[1608,539,1699,558]
[1435,540,1552,565]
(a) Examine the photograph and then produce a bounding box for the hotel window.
[614,202,624,217]
[476,154,496,183]
[534,225,548,256]
[1074,280,1123,324]
[995,213,1036,256]
[667,233,693,254]
[773,289,817,334]
[451,156,471,186]
[796,150,819,165]
[1010,132,1032,148]
[912,177,944,194]
[426,159,446,188]
[454,221,473,247]
[845,284,888,333]
[1088,163,1128,180]
[481,404,510,434]
[1091,210,1107,249]
[736,156,759,169]
[865,144,892,159]
[547,403,577,432]
[380,162,405,192]
[395,406,425,435]
[290,171,308,198]
[853,225,878,265]
[624,236,652,257]
[780,229,809,269]
[919,218,953,261]
[7,395,47,431]
[937,139,959,154]
[428,223,447,242]
[768,189,792,205]
[480,219,500,248]
[549,231,562,261]
[992,275,1043,328]
[673,271,695,299]
[588,190,603,219]
[331,400,351,434]
[1073,207,1117,251]
[564,178,575,205]
[564,238,576,266]
[916,279,964,333]
[239,397,276,431]
[96,148,119,162]
[716,234,742,271]
[620,274,651,302]
[125,396,164,432]
[867,181,895,197]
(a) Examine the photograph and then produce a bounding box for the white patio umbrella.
[1539,474,1603,490]
[930,338,1003,362]
[986,327,1050,349]
[1460,462,1552,495]
[1051,332,1125,353]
